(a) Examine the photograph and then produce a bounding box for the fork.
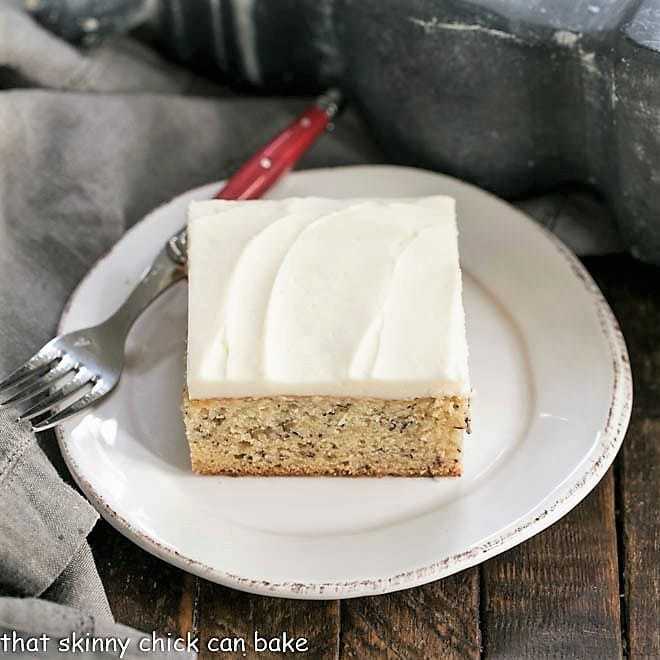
[0,89,343,431]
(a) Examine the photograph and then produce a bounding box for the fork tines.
[0,346,97,430]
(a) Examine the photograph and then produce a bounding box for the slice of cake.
[182,196,470,476]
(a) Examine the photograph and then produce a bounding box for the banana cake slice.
[182,196,470,476]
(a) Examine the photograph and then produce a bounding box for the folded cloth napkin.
[0,0,622,653]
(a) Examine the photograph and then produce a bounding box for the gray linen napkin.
[0,0,622,652]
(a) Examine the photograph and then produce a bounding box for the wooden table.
[89,255,659,658]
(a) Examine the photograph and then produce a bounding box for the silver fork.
[0,242,186,431]
[0,89,342,432]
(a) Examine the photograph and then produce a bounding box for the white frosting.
[186,197,469,399]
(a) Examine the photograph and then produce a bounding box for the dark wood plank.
[481,469,622,658]
[197,581,339,659]
[90,520,199,636]
[620,416,660,657]
[587,255,660,657]
[340,569,480,659]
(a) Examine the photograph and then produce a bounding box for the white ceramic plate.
[57,166,632,599]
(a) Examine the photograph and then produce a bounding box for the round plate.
[57,165,632,599]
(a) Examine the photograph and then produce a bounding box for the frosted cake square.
[182,197,470,476]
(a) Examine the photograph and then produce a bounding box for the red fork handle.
[215,88,343,200]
